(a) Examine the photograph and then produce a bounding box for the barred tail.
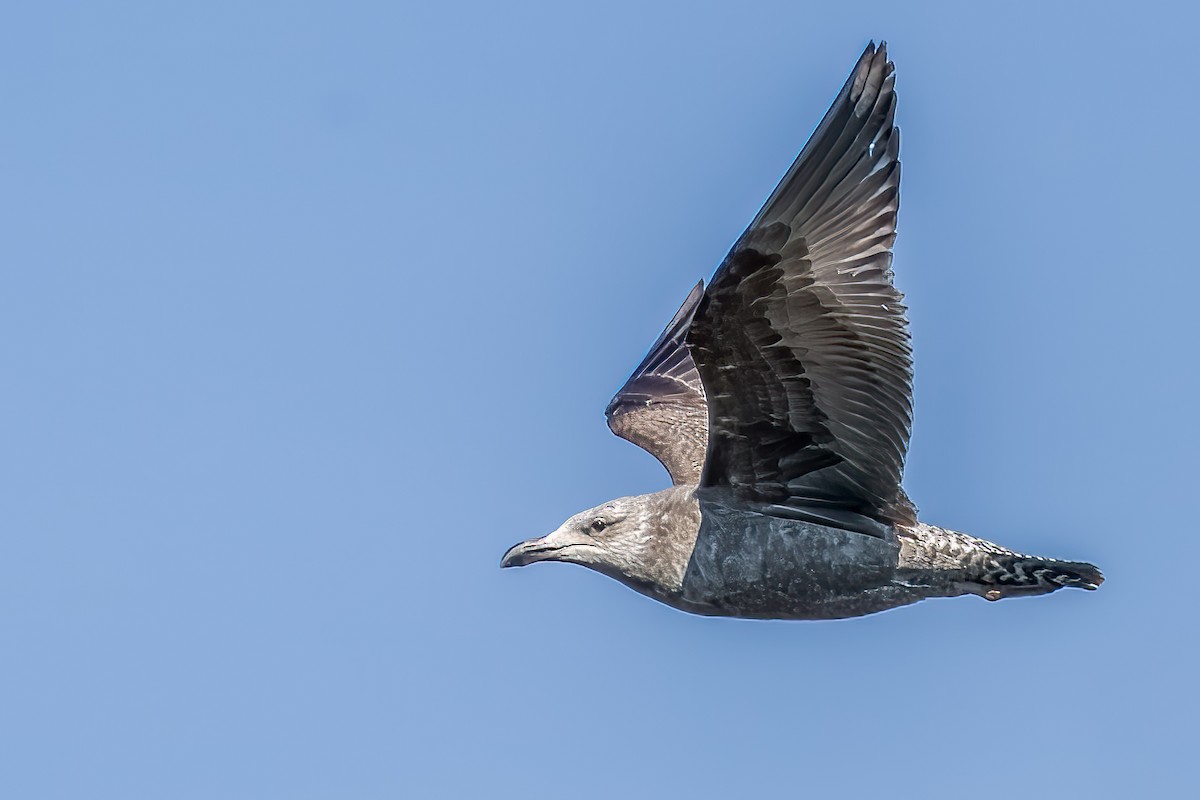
[974,556,1104,601]
[897,524,1104,602]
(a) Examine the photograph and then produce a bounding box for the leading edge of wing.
[605,281,708,485]
[606,280,705,420]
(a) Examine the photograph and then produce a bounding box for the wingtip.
[862,40,891,68]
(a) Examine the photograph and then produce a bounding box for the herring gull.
[500,42,1103,619]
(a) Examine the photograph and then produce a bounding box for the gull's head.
[500,496,660,579]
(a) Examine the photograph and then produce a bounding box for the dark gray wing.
[606,282,708,485]
[687,42,916,531]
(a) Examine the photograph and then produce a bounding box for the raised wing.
[606,282,708,485]
[687,42,916,530]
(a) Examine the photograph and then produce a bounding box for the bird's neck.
[604,484,702,597]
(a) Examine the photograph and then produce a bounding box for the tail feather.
[975,556,1104,600]
[897,523,1104,602]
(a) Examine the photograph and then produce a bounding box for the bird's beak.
[500,526,589,568]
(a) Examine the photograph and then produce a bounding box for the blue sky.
[2,2,1196,797]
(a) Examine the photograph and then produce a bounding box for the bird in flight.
[501,42,1103,619]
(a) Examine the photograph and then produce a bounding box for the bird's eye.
[591,518,607,533]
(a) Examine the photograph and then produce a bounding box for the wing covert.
[606,282,708,485]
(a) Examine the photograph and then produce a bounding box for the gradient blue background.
[3,2,1195,797]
